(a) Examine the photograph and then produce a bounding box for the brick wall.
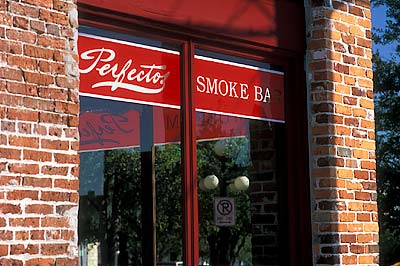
[305,0,378,265]
[0,0,79,265]
[249,121,279,266]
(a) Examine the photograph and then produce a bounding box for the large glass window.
[78,27,288,266]
[194,51,285,266]
[78,29,183,266]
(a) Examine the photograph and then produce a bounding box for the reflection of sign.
[79,107,248,152]
[214,197,235,226]
[79,110,140,152]
[78,34,285,122]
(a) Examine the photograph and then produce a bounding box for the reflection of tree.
[104,149,142,265]
[197,138,252,266]
[79,137,252,266]
[155,144,182,262]
[79,145,183,265]
[79,148,142,266]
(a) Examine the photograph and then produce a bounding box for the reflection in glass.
[78,97,183,266]
[79,148,143,266]
[197,112,282,266]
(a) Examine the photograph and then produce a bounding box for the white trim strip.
[79,92,181,110]
[195,108,285,123]
[194,55,284,75]
[79,33,180,55]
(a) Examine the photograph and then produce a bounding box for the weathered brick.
[41,243,68,255]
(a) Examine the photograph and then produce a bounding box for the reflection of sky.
[372,5,399,60]
[79,151,105,196]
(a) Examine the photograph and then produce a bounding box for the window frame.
[78,4,312,265]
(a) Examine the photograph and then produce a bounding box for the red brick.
[0,230,13,240]
[23,177,52,188]
[47,24,60,36]
[0,147,21,159]
[9,163,39,174]
[355,191,370,200]
[9,2,39,17]
[7,109,39,123]
[30,230,44,240]
[0,258,23,266]
[41,217,70,228]
[24,71,54,86]
[39,9,68,25]
[25,204,53,215]
[6,29,36,44]
[26,258,55,266]
[13,16,29,29]
[41,243,68,255]
[24,44,53,59]
[0,245,8,256]
[17,122,33,133]
[23,150,52,162]
[0,67,24,81]
[10,244,39,255]
[61,229,75,240]
[41,191,77,202]
[22,0,53,8]
[55,258,78,266]
[41,139,69,150]
[342,255,357,264]
[54,179,79,190]
[15,231,29,240]
[41,165,69,175]
[7,190,39,200]
[9,218,39,228]
[357,213,371,222]
[30,20,45,33]
[37,35,65,49]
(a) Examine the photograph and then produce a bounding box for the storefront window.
[78,30,183,266]
[78,27,286,266]
[194,51,285,265]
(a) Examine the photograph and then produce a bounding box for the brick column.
[0,0,79,265]
[305,0,378,265]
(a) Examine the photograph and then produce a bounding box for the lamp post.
[198,139,250,266]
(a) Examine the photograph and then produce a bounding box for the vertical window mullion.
[181,40,198,266]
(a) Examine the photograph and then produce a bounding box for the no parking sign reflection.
[214,197,235,226]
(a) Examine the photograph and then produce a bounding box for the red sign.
[79,34,284,122]
[194,56,284,122]
[79,108,248,152]
[78,34,180,108]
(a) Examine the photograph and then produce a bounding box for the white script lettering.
[79,48,170,94]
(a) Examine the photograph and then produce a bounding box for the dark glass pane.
[78,27,182,266]
[197,114,284,266]
[195,51,285,266]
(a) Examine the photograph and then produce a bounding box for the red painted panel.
[78,0,304,51]
[79,34,285,122]
[78,34,181,108]
[194,56,285,122]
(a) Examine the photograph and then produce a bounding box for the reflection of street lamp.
[199,175,250,192]
[228,176,250,192]
[199,175,220,191]
[200,139,251,266]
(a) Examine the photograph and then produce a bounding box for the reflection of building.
[0,1,378,266]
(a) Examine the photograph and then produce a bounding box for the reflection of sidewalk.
[156,262,183,266]
[79,242,99,266]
